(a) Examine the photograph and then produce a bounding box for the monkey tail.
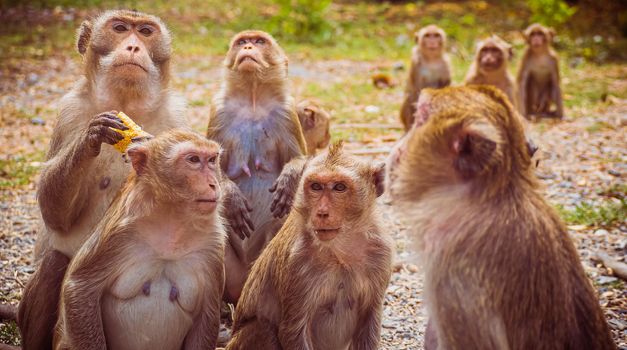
[0,303,17,322]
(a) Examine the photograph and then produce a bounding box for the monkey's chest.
[102,258,208,350]
[221,119,285,181]
[310,280,361,350]
[419,63,445,86]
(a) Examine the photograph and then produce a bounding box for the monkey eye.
[255,38,266,44]
[310,183,323,191]
[237,39,247,45]
[138,26,154,36]
[187,155,201,164]
[113,22,128,33]
[208,156,217,164]
[333,183,347,192]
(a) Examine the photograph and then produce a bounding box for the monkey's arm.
[270,156,308,218]
[349,303,383,350]
[222,176,255,240]
[551,58,564,118]
[184,262,224,349]
[517,60,530,117]
[59,229,123,350]
[400,59,421,130]
[38,110,125,232]
[351,240,392,350]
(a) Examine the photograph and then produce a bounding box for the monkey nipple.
[169,285,179,302]
[141,281,151,296]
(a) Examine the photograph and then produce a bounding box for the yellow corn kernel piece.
[111,112,152,153]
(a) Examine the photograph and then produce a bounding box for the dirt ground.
[0,53,625,348]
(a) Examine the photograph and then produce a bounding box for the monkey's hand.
[269,166,301,218]
[223,182,254,240]
[84,111,128,157]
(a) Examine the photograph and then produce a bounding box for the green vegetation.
[557,199,627,228]
[0,321,19,347]
[0,152,44,189]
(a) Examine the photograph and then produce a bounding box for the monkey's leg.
[18,250,69,350]
[223,241,248,304]
[0,304,16,321]
[424,318,438,350]
[227,319,280,350]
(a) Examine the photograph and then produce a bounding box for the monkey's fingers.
[99,126,126,145]
[242,211,254,233]
[90,116,128,131]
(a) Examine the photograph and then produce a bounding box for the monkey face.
[297,145,385,242]
[529,31,547,48]
[226,31,285,73]
[128,131,222,214]
[86,11,171,85]
[301,172,354,241]
[479,46,505,71]
[421,32,443,51]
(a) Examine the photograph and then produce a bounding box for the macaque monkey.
[54,130,225,350]
[517,23,564,119]
[465,35,517,107]
[296,100,331,155]
[226,142,393,350]
[18,10,187,350]
[400,24,451,131]
[206,30,307,303]
[387,86,616,350]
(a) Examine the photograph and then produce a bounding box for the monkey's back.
[426,192,615,350]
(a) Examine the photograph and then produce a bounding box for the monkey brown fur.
[206,30,307,303]
[464,36,517,107]
[297,99,331,155]
[517,23,564,119]
[388,86,616,350]
[54,130,225,350]
[18,10,187,350]
[226,143,393,350]
[400,24,451,131]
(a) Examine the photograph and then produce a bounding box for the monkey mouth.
[315,228,340,241]
[238,55,258,64]
[196,198,218,203]
[114,62,148,72]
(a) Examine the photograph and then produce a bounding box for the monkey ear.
[127,145,149,176]
[549,28,556,42]
[302,108,316,129]
[77,20,92,55]
[507,46,514,59]
[526,137,538,158]
[414,32,420,44]
[372,162,386,197]
[452,121,499,179]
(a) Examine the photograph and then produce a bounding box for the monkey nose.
[126,45,140,53]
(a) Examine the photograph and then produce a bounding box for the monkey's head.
[524,23,555,50]
[388,86,537,203]
[476,36,512,72]
[294,142,385,242]
[296,100,329,131]
[224,30,287,75]
[77,10,172,90]
[127,129,222,215]
[416,25,446,52]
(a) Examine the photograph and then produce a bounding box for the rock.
[365,105,380,114]
[594,229,610,236]
[30,117,45,125]
[596,275,618,284]
[608,169,621,177]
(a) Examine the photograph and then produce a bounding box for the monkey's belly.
[311,299,359,350]
[102,278,194,350]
